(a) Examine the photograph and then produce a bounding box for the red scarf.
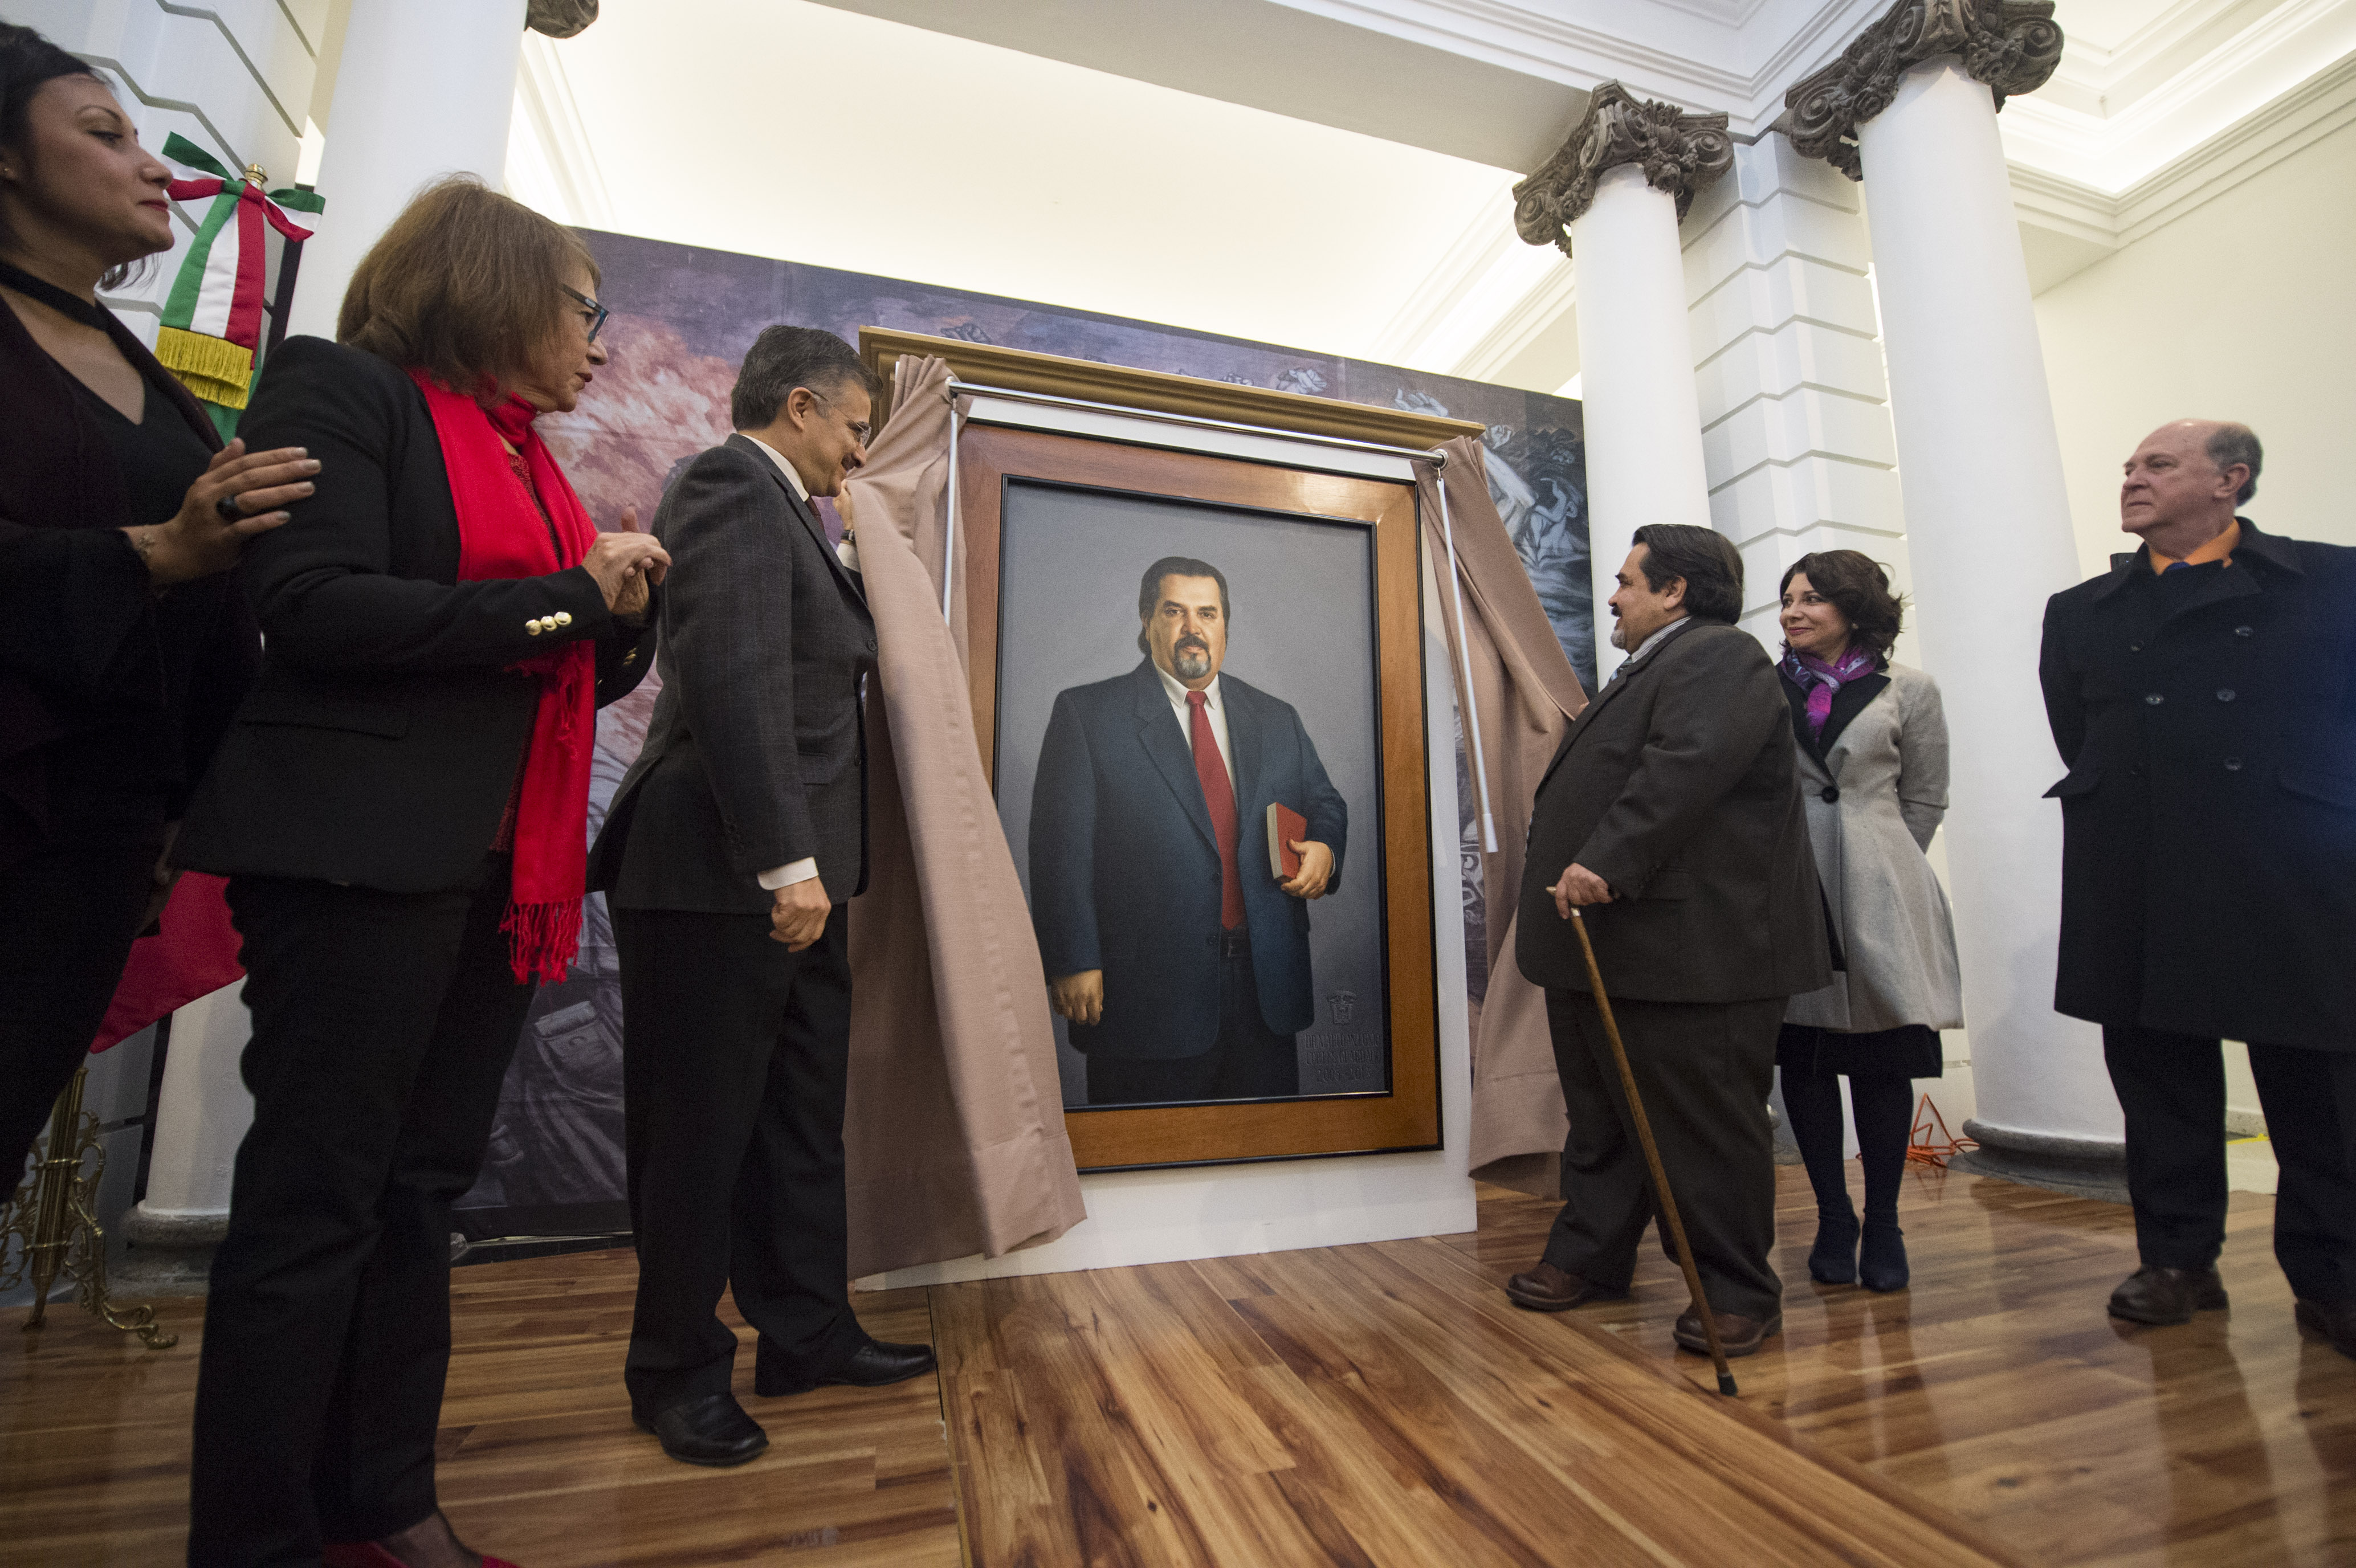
[410,370,597,985]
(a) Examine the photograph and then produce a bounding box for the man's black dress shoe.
[633,1392,768,1467]
[2106,1264,2228,1325]
[2295,1297,2356,1359]
[755,1338,937,1398]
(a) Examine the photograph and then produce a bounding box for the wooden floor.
[1,1165,2349,1566]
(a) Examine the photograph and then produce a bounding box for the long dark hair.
[0,26,144,291]
[1779,549,1904,663]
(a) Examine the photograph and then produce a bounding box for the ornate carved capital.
[1512,83,1735,258]
[1776,0,2064,179]
[527,0,599,39]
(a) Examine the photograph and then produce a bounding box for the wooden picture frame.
[862,331,1478,1171]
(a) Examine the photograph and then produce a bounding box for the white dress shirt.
[1617,613,1693,675]
[1157,663,1234,783]
[743,434,824,894]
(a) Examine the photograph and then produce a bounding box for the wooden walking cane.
[1567,905,1739,1396]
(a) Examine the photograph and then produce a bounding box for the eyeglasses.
[809,391,873,447]
[561,285,609,344]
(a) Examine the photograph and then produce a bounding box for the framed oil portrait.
[865,331,1477,1171]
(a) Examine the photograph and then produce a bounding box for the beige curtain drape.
[1414,438,1590,1172]
[834,355,1085,1277]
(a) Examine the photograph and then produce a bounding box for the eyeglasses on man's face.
[561,285,609,344]
[810,391,873,448]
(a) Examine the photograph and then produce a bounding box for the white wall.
[2035,118,2356,574]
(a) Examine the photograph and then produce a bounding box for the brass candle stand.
[2,1067,177,1350]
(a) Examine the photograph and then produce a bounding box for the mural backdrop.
[455,231,1590,1241]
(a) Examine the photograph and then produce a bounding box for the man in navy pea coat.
[1029,555,1347,1105]
[2040,419,2356,1356]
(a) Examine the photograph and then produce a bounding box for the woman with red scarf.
[173,179,666,1568]
[1774,550,1962,1297]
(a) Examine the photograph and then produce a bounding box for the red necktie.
[1188,690,1245,930]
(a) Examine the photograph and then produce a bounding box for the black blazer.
[1516,620,1830,1004]
[175,338,655,891]
[2040,519,2356,1051]
[0,292,255,864]
[589,434,875,913]
[1028,660,1348,1060]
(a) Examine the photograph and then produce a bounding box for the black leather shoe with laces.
[2106,1265,2228,1325]
[756,1338,937,1398]
[634,1392,768,1467]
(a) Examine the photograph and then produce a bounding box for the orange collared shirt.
[2148,518,2241,574]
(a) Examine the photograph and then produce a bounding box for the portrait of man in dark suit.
[1028,555,1350,1107]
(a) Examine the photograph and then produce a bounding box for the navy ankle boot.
[1808,1210,1860,1285]
[1860,1220,1908,1292]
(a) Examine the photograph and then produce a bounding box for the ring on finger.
[215,495,243,522]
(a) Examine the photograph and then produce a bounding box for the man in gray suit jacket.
[1506,525,1829,1358]
[588,326,931,1467]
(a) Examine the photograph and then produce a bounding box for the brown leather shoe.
[2107,1265,2229,1325]
[2294,1297,2356,1359]
[1673,1305,1780,1357]
[1505,1261,1627,1312]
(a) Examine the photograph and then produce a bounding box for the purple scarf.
[1780,644,1878,738]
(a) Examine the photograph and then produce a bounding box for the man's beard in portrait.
[1173,636,1213,681]
[1608,614,1631,651]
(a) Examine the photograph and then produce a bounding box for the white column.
[115,985,256,1294]
[1571,164,1718,680]
[287,0,530,340]
[1685,137,1910,651]
[1856,59,2121,1171]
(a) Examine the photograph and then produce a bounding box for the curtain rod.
[940,377,1455,468]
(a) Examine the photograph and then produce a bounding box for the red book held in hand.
[1266,802,1306,880]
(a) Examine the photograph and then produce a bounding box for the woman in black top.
[0,28,317,1191]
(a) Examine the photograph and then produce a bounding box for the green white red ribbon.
[157,133,324,420]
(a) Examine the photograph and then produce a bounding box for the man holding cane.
[1507,525,1829,1358]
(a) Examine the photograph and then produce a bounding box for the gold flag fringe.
[154,325,255,410]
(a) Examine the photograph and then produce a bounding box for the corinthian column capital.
[1777,0,2064,180]
[527,0,598,38]
[1512,83,1735,258]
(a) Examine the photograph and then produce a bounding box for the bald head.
[2120,419,2260,555]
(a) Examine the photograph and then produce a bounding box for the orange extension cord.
[1903,1093,1977,1169]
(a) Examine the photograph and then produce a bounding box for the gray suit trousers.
[1542,990,1786,1320]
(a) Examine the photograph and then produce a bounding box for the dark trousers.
[188,859,532,1567]
[1084,947,1300,1106]
[0,824,161,1194]
[2104,1024,2356,1302]
[1542,990,1785,1321]
[614,906,862,1413]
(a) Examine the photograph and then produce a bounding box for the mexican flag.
[156,132,324,436]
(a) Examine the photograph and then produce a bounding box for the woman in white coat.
[1776,551,1963,1293]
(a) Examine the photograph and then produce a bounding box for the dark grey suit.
[1515,619,1830,1320]
[591,433,872,908]
[588,433,878,1411]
